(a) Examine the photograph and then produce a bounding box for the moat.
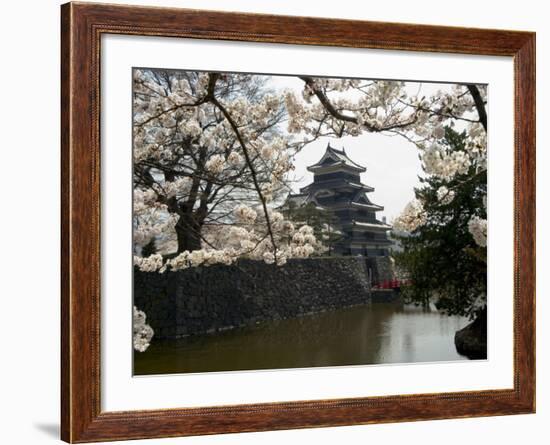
[134,302,471,375]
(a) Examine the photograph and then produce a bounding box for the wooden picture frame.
[61,2,535,442]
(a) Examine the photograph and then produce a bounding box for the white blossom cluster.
[392,199,427,232]
[436,186,456,205]
[134,253,164,272]
[465,122,487,171]
[406,94,486,180]
[468,216,487,247]
[285,92,312,134]
[227,151,243,167]
[225,94,281,129]
[133,205,179,249]
[205,154,225,175]
[133,306,154,352]
[234,204,258,224]
[134,205,323,273]
[421,143,472,180]
[158,177,192,199]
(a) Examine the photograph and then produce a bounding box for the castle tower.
[288,143,392,256]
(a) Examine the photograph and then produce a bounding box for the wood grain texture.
[60,2,536,442]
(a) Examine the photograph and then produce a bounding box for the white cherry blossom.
[468,216,487,247]
[437,186,456,205]
[133,306,154,352]
[392,199,427,232]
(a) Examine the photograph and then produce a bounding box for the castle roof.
[350,190,383,210]
[350,221,392,231]
[307,143,366,173]
[300,179,374,194]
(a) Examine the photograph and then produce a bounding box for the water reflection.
[134,303,471,375]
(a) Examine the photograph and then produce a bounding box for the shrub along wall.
[134,257,372,339]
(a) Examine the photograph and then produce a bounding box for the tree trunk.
[175,213,203,253]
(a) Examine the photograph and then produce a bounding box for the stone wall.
[365,256,395,284]
[134,257,371,339]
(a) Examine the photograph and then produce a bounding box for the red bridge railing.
[371,279,411,290]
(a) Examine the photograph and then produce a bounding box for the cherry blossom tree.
[133,69,321,272]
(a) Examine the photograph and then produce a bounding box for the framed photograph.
[61,2,535,442]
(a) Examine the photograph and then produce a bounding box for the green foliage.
[395,128,487,319]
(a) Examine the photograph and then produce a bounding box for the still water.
[134,303,471,375]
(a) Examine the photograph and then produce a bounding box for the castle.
[287,143,392,256]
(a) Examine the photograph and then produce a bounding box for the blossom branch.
[209,95,279,263]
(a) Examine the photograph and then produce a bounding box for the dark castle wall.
[313,171,359,183]
[134,257,372,339]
